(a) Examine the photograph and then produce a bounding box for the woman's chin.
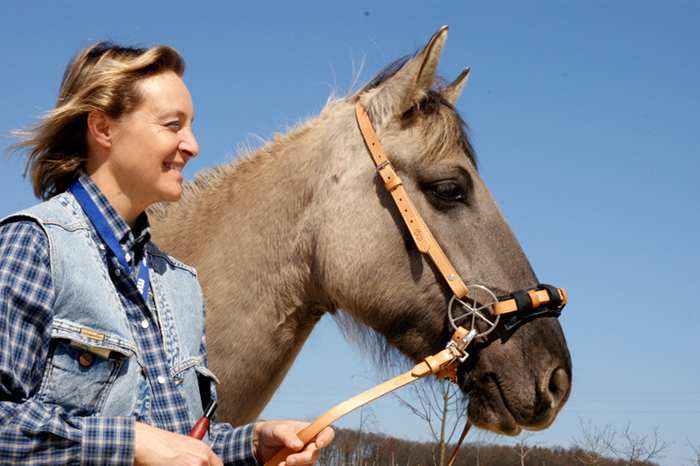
[154,185,184,204]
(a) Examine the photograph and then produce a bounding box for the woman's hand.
[134,421,223,466]
[253,420,335,466]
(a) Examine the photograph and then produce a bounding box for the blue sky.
[1,1,698,464]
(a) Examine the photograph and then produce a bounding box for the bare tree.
[392,378,467,466]
[687,440,700,466]
[572,417,616,465]
[610,423,668,464]
[573,418,669,466]
[516,432,537,466]
[472,430,499,466]
[326,406,379,466]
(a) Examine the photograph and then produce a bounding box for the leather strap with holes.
[356,103,567,314]
[263,105,569,466]
[263,335,466,466]
[355,103,469,298]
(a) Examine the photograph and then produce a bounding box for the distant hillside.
[318,428,660,466]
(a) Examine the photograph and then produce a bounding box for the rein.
[263,103,568,466]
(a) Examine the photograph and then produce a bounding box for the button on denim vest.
[1,192,219,431]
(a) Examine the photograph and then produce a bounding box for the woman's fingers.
[313,427,335,449]
[255,420,335,464]
[283,442,320,466]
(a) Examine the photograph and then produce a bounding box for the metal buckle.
[446,328,478,363]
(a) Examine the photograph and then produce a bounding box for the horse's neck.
[152,116,333,423]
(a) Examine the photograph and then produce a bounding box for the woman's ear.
[86,111,113,150]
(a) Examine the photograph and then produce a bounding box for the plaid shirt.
[0,176,257,465]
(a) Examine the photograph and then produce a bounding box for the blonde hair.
[12,42,185,199]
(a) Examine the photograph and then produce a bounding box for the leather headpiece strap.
[263,103,569,466]
[355,103,470,298]
[355,102,566,313]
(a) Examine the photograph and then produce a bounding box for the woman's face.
[107,71,199,208]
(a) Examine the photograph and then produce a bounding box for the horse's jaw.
[457,317,572,436]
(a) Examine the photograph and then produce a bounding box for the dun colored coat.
[150,27,572,436]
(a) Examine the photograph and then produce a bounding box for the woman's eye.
[165,121,182,130]
[429,181,466,202]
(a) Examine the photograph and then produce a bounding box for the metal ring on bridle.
[448,284,500,337]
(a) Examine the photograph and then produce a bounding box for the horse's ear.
[362,26,448,123]
[443,67,470,105]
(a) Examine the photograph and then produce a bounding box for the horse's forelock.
[360,55,477,169]
[409,90,477,169]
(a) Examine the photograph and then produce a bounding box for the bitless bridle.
[264,103,568,466]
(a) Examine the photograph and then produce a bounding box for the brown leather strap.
[263,105,569,466]
[355,103,469,299]
[263,345,464,466]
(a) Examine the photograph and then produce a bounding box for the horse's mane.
[148,115,318,220]
[150,55,478,375]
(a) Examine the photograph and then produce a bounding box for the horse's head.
[314,27,571,435]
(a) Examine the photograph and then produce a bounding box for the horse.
[150,26,572,437]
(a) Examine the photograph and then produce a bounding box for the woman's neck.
[86,170,145,229]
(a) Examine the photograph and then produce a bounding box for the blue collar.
[68,178,151,303]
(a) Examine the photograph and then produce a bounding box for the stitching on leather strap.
[355,102,469,299]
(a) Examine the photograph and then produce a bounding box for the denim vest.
[1,193,219,432]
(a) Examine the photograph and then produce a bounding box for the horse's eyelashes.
[424,179,469,208]
[434,181,464,200]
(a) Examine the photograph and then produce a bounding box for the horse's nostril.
[547,367,570,404]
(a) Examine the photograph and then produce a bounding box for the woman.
[0,42,333,466]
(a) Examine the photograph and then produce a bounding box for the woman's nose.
[180,126,200,158]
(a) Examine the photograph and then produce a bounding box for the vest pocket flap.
[51,319,139,361]
[171,356,204,377]
[194,365,220,385]
[171,357,220,385]
[171,356,220,385]
[40,325,136,417]
[170,359,220,419]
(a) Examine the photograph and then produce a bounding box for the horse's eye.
[428,180,466,203]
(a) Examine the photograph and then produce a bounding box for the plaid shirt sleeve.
[198,306,259,466]
[0,220,135,465]
[209,422,258,466]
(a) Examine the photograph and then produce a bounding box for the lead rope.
[262,103,569,465]
[263,328,477,466]
[446,419,473,466]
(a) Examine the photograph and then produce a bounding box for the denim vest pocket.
[172,357,220,423]
[39,321,139,417]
